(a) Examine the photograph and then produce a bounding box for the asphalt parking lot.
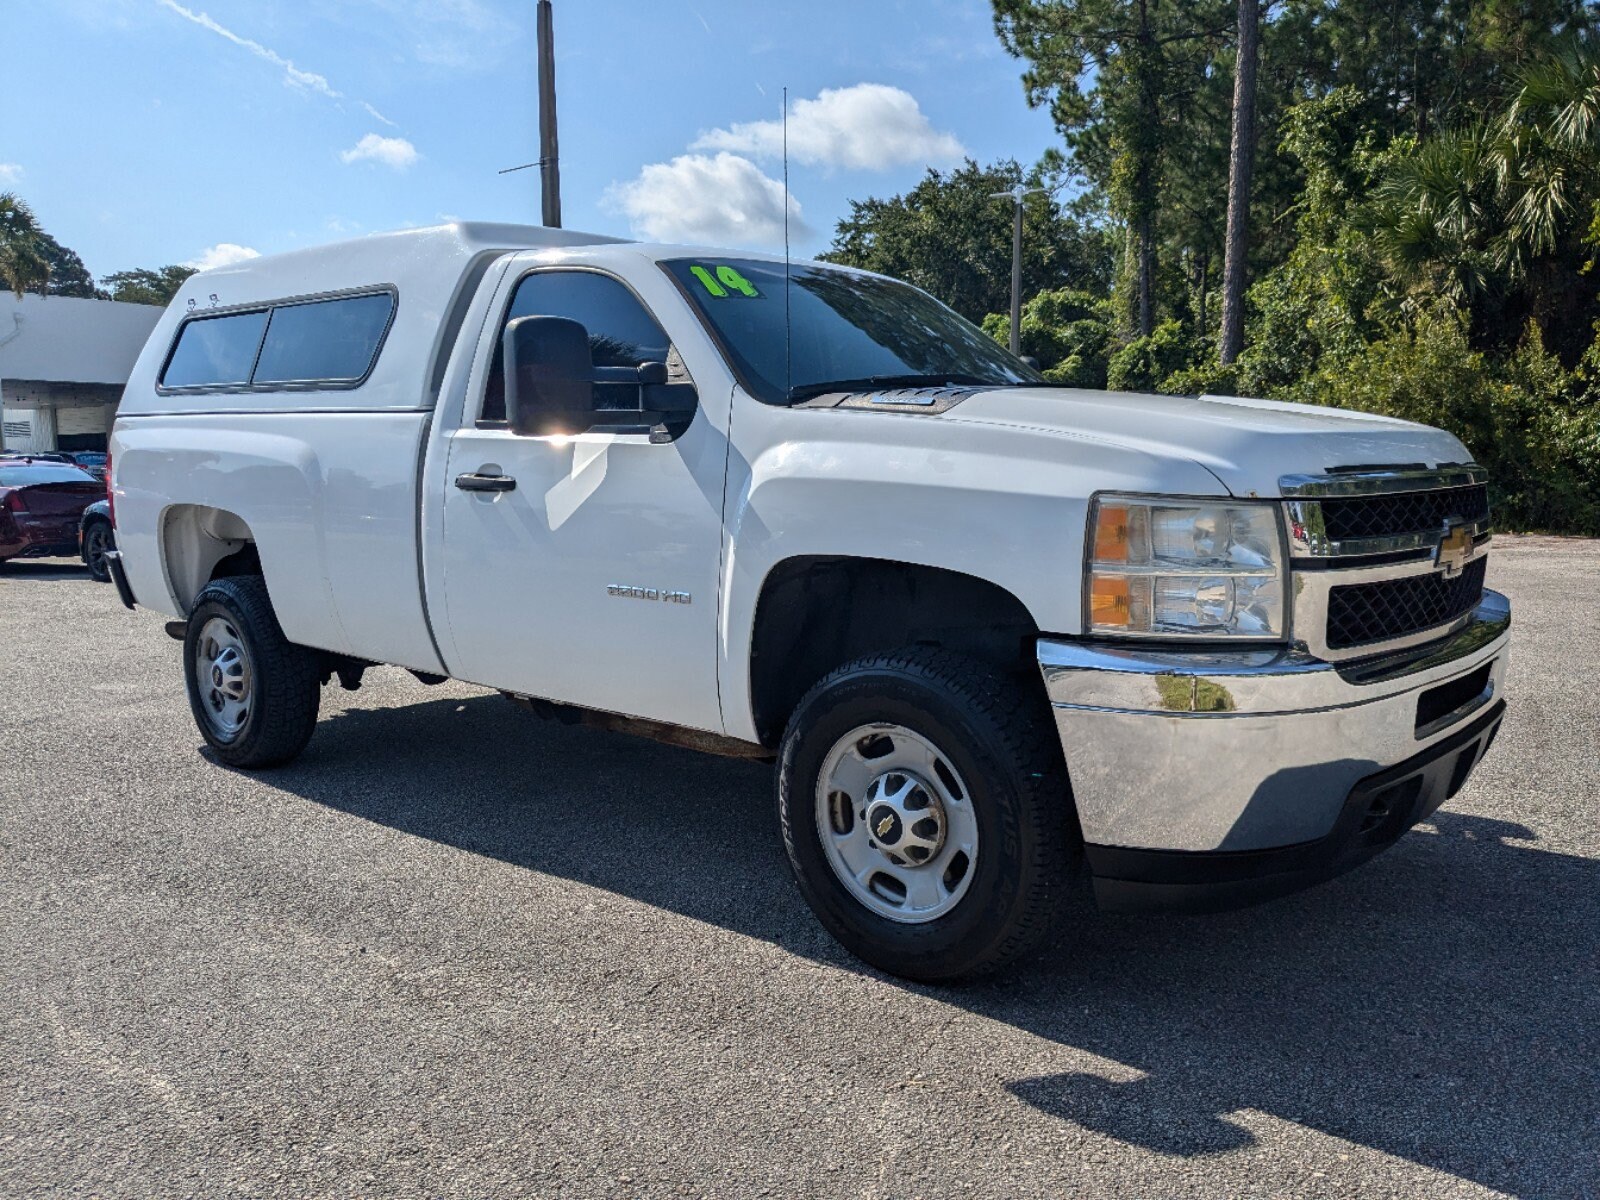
[2,538,1596,1199]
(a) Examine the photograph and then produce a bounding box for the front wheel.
[778,647,1078,983]
[183,575,321,768]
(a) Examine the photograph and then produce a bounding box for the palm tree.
[1363,125,1506,307]
[0,193,52,298]
[1495,46,1600,268]
[1361,46,1600,358]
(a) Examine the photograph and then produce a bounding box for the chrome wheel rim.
[194,616,253,740]
[815,723,979,924]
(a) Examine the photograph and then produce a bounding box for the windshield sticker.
[689,264,762,299]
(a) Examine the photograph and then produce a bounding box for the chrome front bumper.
[1038,590,1511,858]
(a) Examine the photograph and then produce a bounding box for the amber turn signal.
[1093,503,1131,563]
[1089,575,1132,627]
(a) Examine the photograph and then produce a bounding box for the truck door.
[437,266,728,733]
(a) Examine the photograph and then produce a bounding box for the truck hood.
[945,387,1473,498]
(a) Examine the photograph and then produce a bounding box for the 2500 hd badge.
[608,583,692,604]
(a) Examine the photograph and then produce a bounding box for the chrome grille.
[1280,465,1493,660]
[1283,465,1491,560]
[1319,484,1490,545]
[1326,558,1487,650]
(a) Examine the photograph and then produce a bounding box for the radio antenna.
[783,85,793,397]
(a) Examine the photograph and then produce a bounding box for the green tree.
[821,9,1600,532]
[1362,126,1504,310]
[1356,45,1600,362]
[38,232,99,298]
[0,193,52,297]
[1219,0,1260,363]
[982,288,1117,386]
[100,265,197,306]
[1493,44,1600,358]
[1107,318,1200,390]
[1289,307,1600,532]
[992,0,1232,336]
[823,159,1112,324]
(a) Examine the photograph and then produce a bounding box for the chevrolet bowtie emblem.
[1436,522,1475,579]
[876,815,895,838]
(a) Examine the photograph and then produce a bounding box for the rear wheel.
[778,647,1077,983]
[82,521,113,582]
[183,576,320,768]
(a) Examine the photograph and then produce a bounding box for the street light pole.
[1009,199,1024,356]
[991,185,1047,357]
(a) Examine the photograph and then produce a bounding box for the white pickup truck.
[108,222,1509,981]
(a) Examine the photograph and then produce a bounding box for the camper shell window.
[158,287,397,392]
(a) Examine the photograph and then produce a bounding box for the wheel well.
[209,542,262,580]
[160,504,257,613]
[748,556,1042,747]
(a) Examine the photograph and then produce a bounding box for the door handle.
[455,472,517,493]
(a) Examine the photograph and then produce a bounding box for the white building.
[0,292,163,453]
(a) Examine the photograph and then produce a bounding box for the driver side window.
[481,270,672,424]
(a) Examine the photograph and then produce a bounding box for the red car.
[0,461,106,565]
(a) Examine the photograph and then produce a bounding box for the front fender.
[716,404,1227,741]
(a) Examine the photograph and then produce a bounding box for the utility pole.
[991,185,1046,357]
[536,0,562,228]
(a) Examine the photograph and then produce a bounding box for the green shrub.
[1289,308,1600,533]
[984,289,1116,388]
[1106,321,1199,392]
[1159,361,1239,396]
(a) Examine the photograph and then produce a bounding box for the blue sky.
[3,0,1060,279]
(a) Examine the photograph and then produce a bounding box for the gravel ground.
[1,536,1596,1199]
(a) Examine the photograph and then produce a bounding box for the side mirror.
[1020,355,1041,371]
[504,315,595,437]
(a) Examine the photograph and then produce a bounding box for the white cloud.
[0,163,22,185]
[691,83,965,172]
[604,153,809,248]
[186,243,262,271]
[340,133,420,169]
[155,0,396,126]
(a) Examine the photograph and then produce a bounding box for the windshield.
[661,257,1042,404]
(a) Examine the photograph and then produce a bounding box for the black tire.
[778,647,1078,983]
[82,521,113,582]
[183,575,321,768]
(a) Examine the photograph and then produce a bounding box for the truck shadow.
[257,689,1597,1196]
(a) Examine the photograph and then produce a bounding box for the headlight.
[1085,496,1287,639]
